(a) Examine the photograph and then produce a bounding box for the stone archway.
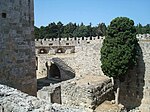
[49,63,61,79]
[38,48,48,54]
[56,48,65,53]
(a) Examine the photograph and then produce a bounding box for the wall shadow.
[119,44,145,110]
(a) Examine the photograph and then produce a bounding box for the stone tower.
[0,0,36,96]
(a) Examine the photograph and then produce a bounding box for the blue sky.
[34,0,150,27]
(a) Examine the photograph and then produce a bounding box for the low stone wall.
[0,84,88,112]
[37,76,113,110]
[61,76,113,109]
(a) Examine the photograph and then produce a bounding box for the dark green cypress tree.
[100,17,138,104]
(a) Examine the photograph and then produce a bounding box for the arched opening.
[38,48,48,54]
[49,63,61,79]
[56,48,65,53]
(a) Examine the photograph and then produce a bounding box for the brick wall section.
[0,0,36,96]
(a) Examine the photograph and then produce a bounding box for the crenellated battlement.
[35,34,150,47]
[35,36,104,41]
[136,34,150,40]
[35,36,104,47]
[35,34,150,55]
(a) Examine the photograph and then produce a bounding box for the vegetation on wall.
[100,17,139,104]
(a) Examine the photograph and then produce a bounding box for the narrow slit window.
[49,43,53,46]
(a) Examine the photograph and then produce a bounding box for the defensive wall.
[35,36,104,79]
[120,34,150,111]
[1,1,150,111]
[35,34,150,111]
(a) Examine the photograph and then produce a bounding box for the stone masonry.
[1,0,150,111]
[35,36,104,79]
[37,76,113,111]
[0,0,36,96]
[36,34,150,111]
[119,34,150,111]
[0,84,88,112]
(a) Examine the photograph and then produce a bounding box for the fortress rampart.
[35,34,150,111]
[35,34,150,47]
[35,36,103,48]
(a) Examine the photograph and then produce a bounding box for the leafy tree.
[135,23,150,34]
[39,26,48,38]
[63,22,77,38]
[100,17,138,104]
[73,23,89,37]
[34,26,40,39]
[96,23,107,36]
[144,24,150,34]
[57,21,64,38]
[136,23,143,34]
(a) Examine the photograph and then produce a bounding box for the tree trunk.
[111,77,114,85]
[114,79,120,104]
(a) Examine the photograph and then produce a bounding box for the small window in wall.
[49,43,53,46]
[2,13,6,18]
[66,43,69,45]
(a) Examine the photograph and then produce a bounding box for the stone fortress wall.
[35,36,113,110]
[36,34,150,111]
[0,0,36,96]
[35,36,104,79]
[1,0,150,111]
[120,34,150,111]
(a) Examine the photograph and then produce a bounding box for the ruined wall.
[0,0,36,95]
[61,76,113,110]
[37,76,113,111]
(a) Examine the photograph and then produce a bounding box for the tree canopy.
[34,21,150,39]
[34,22,107,39]
[100,17,138,80]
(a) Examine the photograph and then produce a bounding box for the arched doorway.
[49,63,61,79]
